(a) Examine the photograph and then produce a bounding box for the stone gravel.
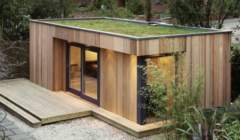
[5,112,164,140]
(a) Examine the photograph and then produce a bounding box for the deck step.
[0,96,41,128]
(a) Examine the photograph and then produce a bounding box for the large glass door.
[66,43,100,105]
[83,50,98,99]
[69,46,82,91]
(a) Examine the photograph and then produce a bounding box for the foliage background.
[166,0,240,29]
[230,43,240,101]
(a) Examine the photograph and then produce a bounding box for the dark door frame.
[66,42,100,106]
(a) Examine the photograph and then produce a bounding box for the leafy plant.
[176,107,232,140]
[0,0,31,41]
[30,0,80,19]
[92,0,134,19]
[166,0,240,29]
[139,40,205,139]
[126,0,144,15]
[138,15,146,18]
[230,43,240,102]
[223,120,240,140]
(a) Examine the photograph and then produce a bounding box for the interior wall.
[100,49,138,123]
[70,46,81,71]
[146,56,175,107]
[85,50,97,61]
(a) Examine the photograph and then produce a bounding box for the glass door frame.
[66,42,100,106]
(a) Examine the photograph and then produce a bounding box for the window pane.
[84,50,98,99]
[70,46,81,91]
[146,56,175,119]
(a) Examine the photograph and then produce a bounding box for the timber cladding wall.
[30,22,138,122]
[186,34,231,108]
[100,49,137,122]
[30,20,231,123]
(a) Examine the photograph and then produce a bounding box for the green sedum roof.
[45,19,206,37]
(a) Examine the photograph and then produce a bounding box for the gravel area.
[5,112,164,140]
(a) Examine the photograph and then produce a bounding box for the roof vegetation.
[45,19,206,37]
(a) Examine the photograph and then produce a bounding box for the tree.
[58,0,80,18]
[230,43,240,102]
[30,0,80,19]
[92,0,134,19]
[0,37,25,80]
[166,0,240,29]
[145,0,152,22]
[0,0,30,41]
[29,0,59,19]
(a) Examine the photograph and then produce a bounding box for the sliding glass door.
[66,43,100,105]
[69,46,82,91]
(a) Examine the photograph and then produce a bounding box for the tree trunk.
[145,0,151,22]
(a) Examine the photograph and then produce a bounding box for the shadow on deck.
[0,78,167,138]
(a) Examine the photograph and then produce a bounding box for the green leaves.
[167,0,240,29]
[230,43,240,102]
[223,120,240,140]
[0,0,31,41]
[176,107,233,140]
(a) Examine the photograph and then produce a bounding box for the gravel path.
[5,112,164,140]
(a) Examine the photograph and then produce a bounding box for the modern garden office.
[0,17,232,137]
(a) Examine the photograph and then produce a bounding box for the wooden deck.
[0,78,167,138]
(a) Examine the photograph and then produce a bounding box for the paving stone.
[2,118,10,123]
[0,117,32,140]
[1,121,13,126]
[3,124,18,130]
[11,128,24,134]
[7,134,31,140]
[3,136,10,140]
[1,126,7,130]
[0,130,14,136]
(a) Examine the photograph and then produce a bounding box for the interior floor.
[70,75,97,99]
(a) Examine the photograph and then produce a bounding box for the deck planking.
[0,78,166,138]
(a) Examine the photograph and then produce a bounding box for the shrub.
[223,120,240,140]
[30,0,80,19]
[96,0,134,19]
[177,107,233,140]
[126,0,144,15]
[139,40,204,139]
[230,43,240,102]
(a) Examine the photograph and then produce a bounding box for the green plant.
[78,7,90,12]
[176,95,240,140]
[176,107,232,140]
[0,0,31,41]
[138,40,205,139]
[167,0,240,29]
[230,43,240,102]
[30,0,80,19]
[92,0,134,19]
[46,20,205,37]
[138,15,146,18]
[223,120,240,140]
[83,11,89,15]
[126,0,144,14]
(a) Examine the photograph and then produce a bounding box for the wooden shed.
[29,17,231,125]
